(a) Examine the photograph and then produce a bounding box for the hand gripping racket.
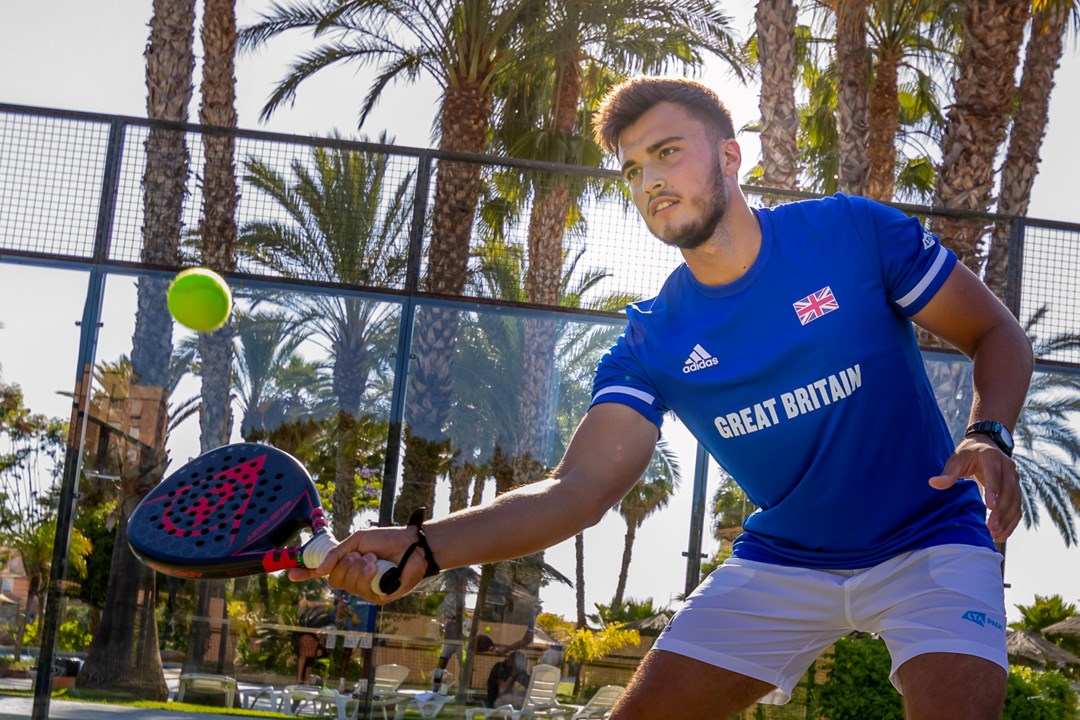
[126,442,401,594]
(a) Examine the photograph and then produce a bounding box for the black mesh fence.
[2,103,1078,367]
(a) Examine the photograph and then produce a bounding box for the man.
[293,77,1033,719]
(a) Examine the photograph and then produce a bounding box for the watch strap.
[965,420,1013,457]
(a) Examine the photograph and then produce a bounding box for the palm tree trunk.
[331,336,369,540]
[189,0,239,676]
[575,532,586,628]
[932,0,1029,278]
[78,0,194,698]
[865,50,901,201]
[612,520,638,610]
[988,2,1069,298]
[756,0,800,192]
[396,84,491,524]
[835,0,869,196]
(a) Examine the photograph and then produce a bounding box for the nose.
[642,166,665,195]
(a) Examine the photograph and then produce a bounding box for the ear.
[719,138,742,177]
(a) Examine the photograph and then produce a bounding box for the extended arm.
[294,403,659,600]
[911,261,1034,541]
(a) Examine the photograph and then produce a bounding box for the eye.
[658,146,677,159]
[624,166,641,181]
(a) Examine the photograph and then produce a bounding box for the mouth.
[651,198,678,216]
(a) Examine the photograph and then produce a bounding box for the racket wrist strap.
[400,507,441,578]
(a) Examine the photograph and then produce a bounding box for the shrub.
[1004,666,1079,720]
[817,635,903,720]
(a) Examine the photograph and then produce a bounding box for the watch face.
[997,423,1014,450]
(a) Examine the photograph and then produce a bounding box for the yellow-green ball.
[167,268,232,333]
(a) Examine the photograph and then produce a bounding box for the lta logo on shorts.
[961,610,1003,630]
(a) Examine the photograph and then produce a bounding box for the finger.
[328,552,381,599]
[288,567,320,582]
[317,533,366,573]
[928,449,976,491]
[928,472,961,490]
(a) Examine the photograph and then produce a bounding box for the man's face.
[616,102,730,250]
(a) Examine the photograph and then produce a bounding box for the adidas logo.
[683,344,718,374]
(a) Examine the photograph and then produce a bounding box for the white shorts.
[653,544,1006,704]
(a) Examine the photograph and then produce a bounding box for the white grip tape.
[372,559,397,595]
[301,531,337,569]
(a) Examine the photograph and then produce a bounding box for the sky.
[1,0,1080,626]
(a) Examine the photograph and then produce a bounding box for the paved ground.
[0,695,250,720]
[0,669,268,720]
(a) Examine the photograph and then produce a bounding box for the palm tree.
[931,0,1030,278]
[187,0,240,675]
[988,0,1079,292]
[79,0,195,698]
[239,137,413,540]
[833,0,869,195]
[611,440,680,609]
[1010,308,1080,545]
[238,0,542,527]
[232,310,330,442]
[492,0,744,491]
[862,0,958,201]
[196,0,240,453]
[450,237,634,624]
[1009,594,1077,632]
[755,0,801,191]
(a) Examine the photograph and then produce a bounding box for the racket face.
[127,443,326,579]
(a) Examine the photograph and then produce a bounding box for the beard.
[653,152,729,251]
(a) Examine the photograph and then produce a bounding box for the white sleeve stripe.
[895,245,948,309]
[592,385,656,406]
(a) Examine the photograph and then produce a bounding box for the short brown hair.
[594,76,736,154]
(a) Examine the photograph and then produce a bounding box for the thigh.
[609,649,772,720]
[857,544,1007,691]
[653,557,851,702]
[896,652,1006,720]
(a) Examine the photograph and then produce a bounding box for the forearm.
[422,472,615,569]
[966,319,1033,428]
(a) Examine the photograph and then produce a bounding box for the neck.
[681,189,761,286]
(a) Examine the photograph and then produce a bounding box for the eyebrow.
[621,135,684,175]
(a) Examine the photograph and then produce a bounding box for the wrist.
[964,420,1014,457]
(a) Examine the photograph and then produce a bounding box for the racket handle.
[301,531,338,569]
[372,559,400,596]
[303,533,398,596]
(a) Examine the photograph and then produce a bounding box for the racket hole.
[255,491,264,497]
[230,528,239,535]
[258,507,268,514]
[149,515,158,522]
[195,540,205,547]
[215,534,224,542]
[275,473,284,479]
[268,496,277,503]
[156,524,165,530]
[245,518,254,525]
[273,484,283,491]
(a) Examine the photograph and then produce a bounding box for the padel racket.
[126,442,399,594]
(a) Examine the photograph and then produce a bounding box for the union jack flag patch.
[793,286,839,325]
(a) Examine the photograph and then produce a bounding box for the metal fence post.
[31,117,124,720]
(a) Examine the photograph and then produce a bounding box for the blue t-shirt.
[591,194,994,568]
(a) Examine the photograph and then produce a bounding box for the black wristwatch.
[965,420,1014,458]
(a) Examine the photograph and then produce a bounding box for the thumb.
[928,472,960,490]
[929,453,970,491]
[288,567,321,582]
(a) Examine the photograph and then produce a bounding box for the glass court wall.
[1,103,1079,719]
